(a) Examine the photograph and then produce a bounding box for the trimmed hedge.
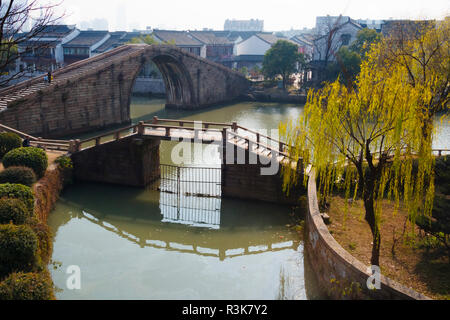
[0,272,54,300]
[0,132,22,159]
[27,216,52,264]
[0,166,36,187]
[3,147,48,179]
[0,183,34,214]
[0,224,39,278]
[0,198,30,225]
[55,155,73,186]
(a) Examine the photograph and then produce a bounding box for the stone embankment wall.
[305,170,431,300]
[71,135,161,187]
[246,90,307,104]
[33,163,66,223]
[221,143,305,205]
[132,78,165,94]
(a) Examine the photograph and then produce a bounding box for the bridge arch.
[129,49,197,109]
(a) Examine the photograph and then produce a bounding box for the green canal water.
[48,97,324,300]
[48,97,450,300]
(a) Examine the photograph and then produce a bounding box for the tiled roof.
[189,31,233,45]
[39,25,77,38]
[255,33,296,45]
[64,31,109,48]
[93,32,128,53]
[120,32,143,42]
[290,35,313,46]
[226,31,265,42]
[152,30,203,46]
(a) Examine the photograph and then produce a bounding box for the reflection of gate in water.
[150,164,222,229]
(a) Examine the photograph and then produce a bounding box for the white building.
[224,19,264,32]
[312,18,363,62]
[233,33,296,69]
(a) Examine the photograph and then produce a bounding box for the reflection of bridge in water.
[78,209,297,261]
[60,187,298,261]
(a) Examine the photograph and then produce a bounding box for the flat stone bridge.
[0,44,250,138]
[67,117,304,204]
[1,122,449,205]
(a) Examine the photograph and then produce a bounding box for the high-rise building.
[224,19,264,32]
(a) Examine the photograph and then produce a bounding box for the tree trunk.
[364,179,381,267]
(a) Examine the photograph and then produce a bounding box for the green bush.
[3,147,48,179]
[55,155,73,186]
[0,198,31,225]
[0,224,39,278]
[0,272,54,300]
[0,132,22,159]
[0,184,34,214]
[27,217,52,264]
[0,166,36,187]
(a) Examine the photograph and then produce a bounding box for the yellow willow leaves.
[279,26,442,234]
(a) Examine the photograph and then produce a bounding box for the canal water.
[48,97,324,300]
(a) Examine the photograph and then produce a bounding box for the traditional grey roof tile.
[64,31,109,48]
[152,30,203,46]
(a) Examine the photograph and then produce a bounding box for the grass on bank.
[327,196,450,300]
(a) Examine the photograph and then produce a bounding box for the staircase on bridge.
[0,45,145,112]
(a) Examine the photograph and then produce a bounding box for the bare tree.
[0,0,64,87]
[311,15,350,84]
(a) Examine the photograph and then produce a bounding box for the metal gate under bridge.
[148,164,222,228]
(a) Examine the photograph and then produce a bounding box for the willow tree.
[280,41,434,267]
[380,19,449,147]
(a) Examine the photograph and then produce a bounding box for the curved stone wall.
[305,169,430,300]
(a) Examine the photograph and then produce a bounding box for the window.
[64,47,89,56]
[340,34,351,46]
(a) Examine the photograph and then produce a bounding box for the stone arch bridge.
[0,44,250,137]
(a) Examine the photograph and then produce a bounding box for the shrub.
[0,166,36,187]
[0,198,31,225]
[0,183,34,214]
[0,132,22,159]
[0,272,54,300]
[55,155,73,186]
[0,224,39,278]
[27,217,52,263]
[3,147,48,179]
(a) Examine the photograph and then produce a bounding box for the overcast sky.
[53,0,450,31]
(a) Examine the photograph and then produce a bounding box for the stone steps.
[0,45,144,111]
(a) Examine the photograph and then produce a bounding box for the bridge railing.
[76,123,138,151]
[150,116,234,129]
[0,123,71,152]
[72,117,299,164]
[150,116,296,158]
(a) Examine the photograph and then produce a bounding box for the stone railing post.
[222,127,227,164]
[137,121,145,135]
[68,140,76,153]
[75,139,81,152]
[152,116,158,124]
